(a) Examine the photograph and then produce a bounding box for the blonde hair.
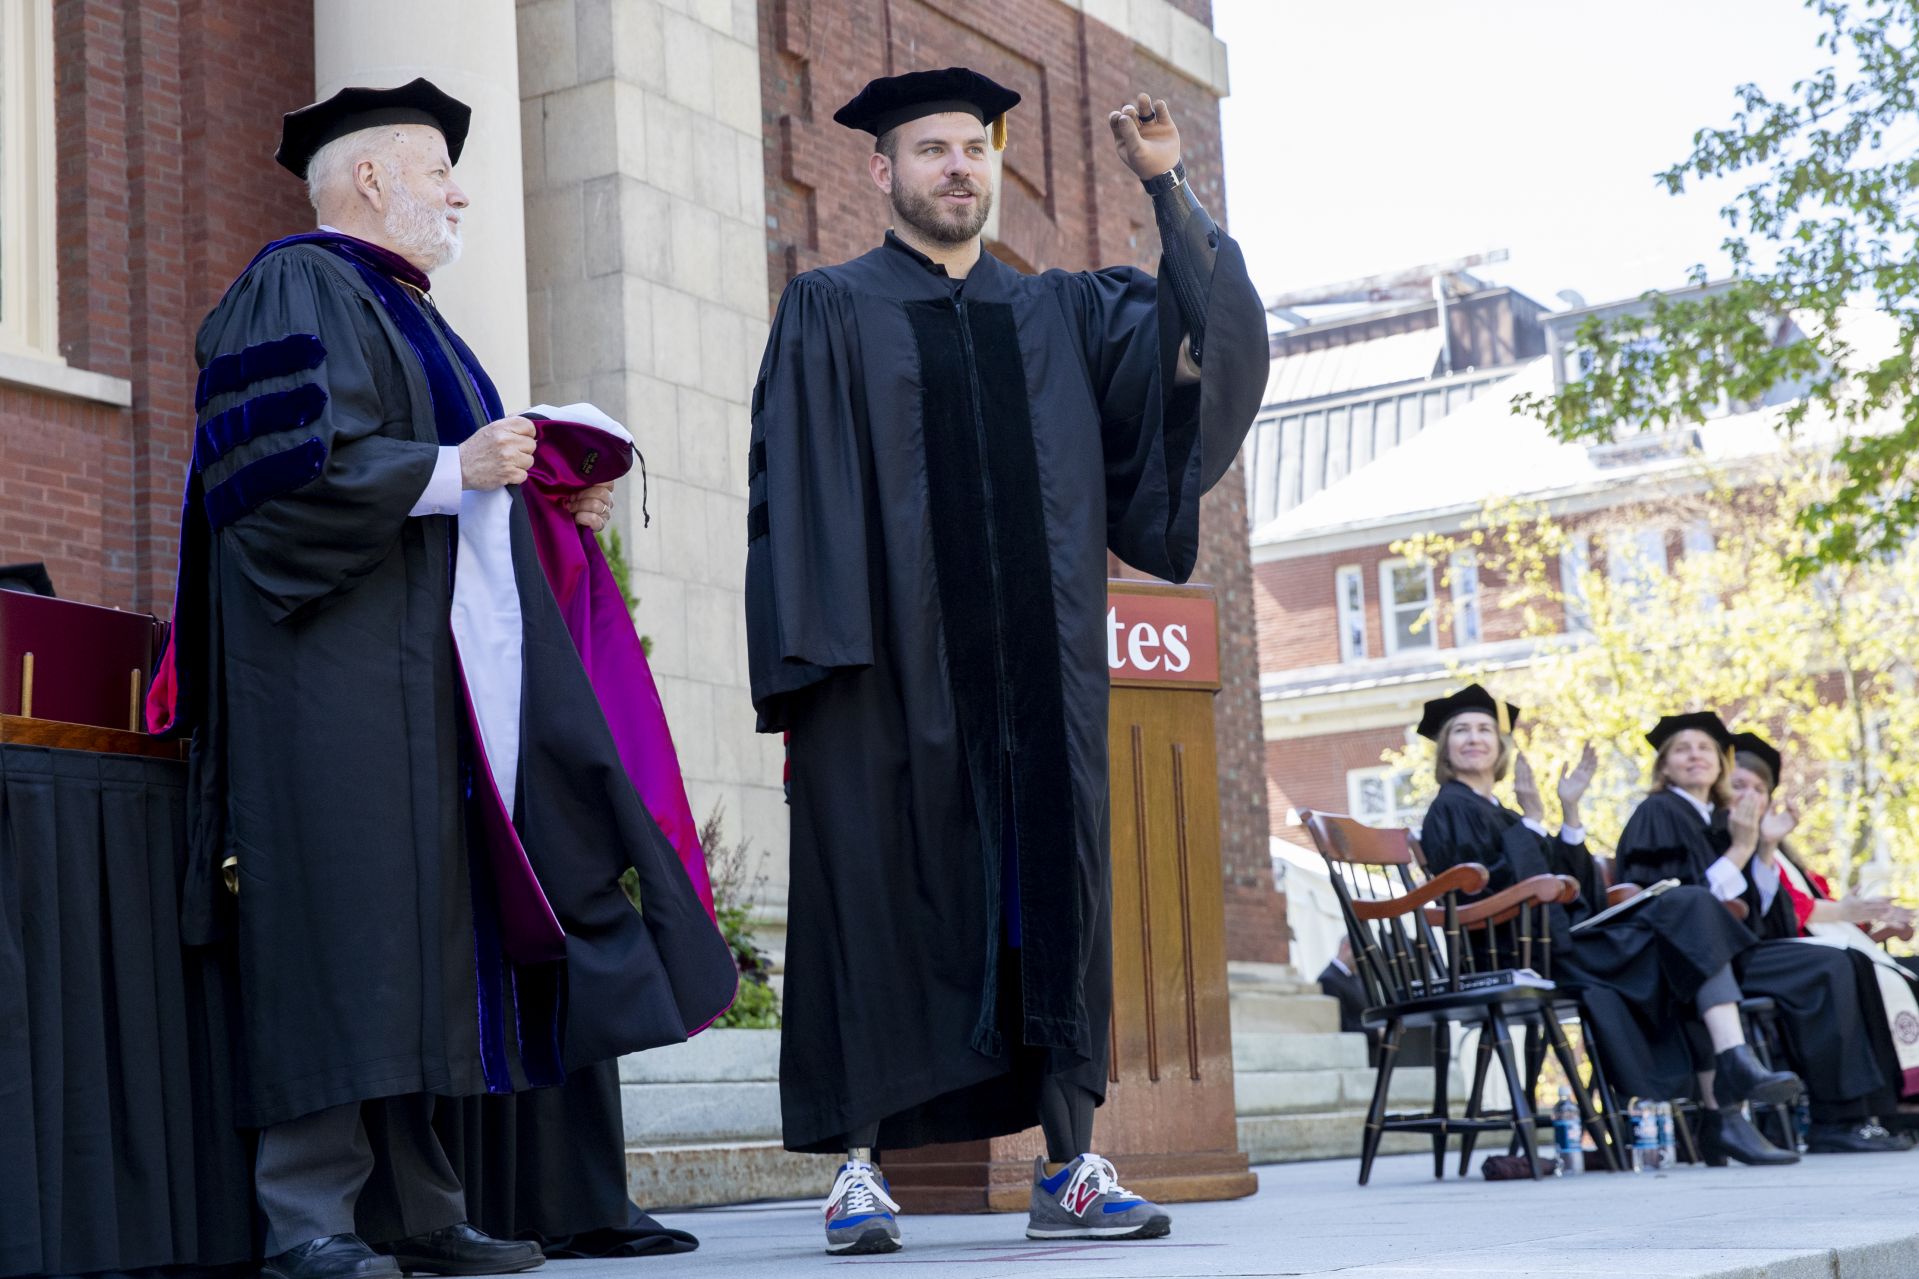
[1651,735,1735,808]
[1433,713,1514,786]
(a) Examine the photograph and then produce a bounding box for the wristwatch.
[1142,161,1186,195]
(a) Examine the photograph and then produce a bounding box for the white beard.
[385,182,462,274]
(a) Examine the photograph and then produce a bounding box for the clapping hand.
[1556,743,1598,827]
[1728,790,1765,860]
[1513,753,1546,824]
[1758,804,1798,857]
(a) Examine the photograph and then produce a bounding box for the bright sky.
[1214,0,1832,312]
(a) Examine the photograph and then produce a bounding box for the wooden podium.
[884,581,1256,1211]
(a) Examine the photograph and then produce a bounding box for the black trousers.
[255,1094,466,1253]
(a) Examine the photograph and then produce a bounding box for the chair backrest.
[1301,809,1466,1008]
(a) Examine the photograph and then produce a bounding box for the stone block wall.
[518,0,788,878]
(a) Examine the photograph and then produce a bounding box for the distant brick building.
[0,0,1281,962]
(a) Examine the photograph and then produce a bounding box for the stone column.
[518,0,785,902]
[313,0,532,408]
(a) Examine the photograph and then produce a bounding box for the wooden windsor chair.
[1406,838,1625,1173]
[1302,810,1611,1184]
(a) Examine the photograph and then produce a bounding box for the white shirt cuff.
[1705,856,1747,902]
[1560,825,1585,845]
[1521,817,1548,838]
[409,446,463,517]
[1750,855,1782,914]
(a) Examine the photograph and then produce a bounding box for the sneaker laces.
[824,1161,899,1219]
[1060,1153,1135,1212]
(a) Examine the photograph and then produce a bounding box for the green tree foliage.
[1381,456,1919,912]
[1520,0,1919,567]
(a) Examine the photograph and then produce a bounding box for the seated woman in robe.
[1725,731,1917,1149]
[1616,713,1908,1154]
[1413,686,1799,1167]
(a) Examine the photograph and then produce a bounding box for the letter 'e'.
[1127,621,1161,671]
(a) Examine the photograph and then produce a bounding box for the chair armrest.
[1606,884,1644,906]
[1721,897,1749,922]
[1868,922,1915,944]
[1351,863,1492,920]
[1552,874,1582,904]
[1422,874,1569,928]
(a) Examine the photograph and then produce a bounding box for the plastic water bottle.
[1793,1094,1811,1153]
[1552,1086,1584,1176]
[1630,1099,1659,1172]
[1655,1101,1676,1170]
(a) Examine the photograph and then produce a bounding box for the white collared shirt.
[1675,788,1780,911]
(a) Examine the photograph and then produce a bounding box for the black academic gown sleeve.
[1061,235,1265,582]
[1616,790,1720,887]
[1417,782,1551,893]
[743,274,874,731]
[195,247,440,623]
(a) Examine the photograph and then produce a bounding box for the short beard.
[385,180,462,274]
[890,178,991,246]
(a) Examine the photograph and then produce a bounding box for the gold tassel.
[1495,697,1511,738]
[990,114,1007,151]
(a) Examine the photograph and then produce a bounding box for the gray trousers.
[255,1094,466,1253]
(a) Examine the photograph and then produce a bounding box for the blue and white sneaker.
[822,1159,901,1255]
[1026,1154,1171,1240]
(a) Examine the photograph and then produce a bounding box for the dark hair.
[1733,750,1778,794]
[876,127,900,164]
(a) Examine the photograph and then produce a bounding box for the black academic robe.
[173,238,735,1130]
[745,232,1266,1152]
[1616,788,1892,1106]
[1419,782,1751,1099]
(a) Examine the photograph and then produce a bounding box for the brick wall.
[2,1,311,612]
[1266,725,1412,842]
[758,0,1283,963]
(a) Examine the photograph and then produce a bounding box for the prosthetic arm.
[1144,160,1220,367]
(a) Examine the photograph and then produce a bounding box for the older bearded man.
[151,79,736,1279]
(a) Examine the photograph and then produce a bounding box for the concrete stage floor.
[546,1147,1919,1278]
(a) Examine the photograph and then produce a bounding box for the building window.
[1451,550,1482,647]
[1335,564,1367,662]
[1606,526,1669,606]
[0,0,58,360]
[1348,766,1422,828]
[1379,558,1436,656]
[1560,535,1592,633]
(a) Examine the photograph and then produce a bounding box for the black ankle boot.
[1712,1044,1801,1107]
[1700,1107,1799,1167]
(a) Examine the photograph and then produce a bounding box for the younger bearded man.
[745,68,1266,1253]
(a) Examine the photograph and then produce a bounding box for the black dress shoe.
[1712,1044,1802,1108]
[263,1234,402,1279]
[1700,1107,1800,1167]
[383,1223,544,1276]
[1806,1120,1911,1154]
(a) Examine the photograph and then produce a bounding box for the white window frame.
[1559,535,1592,634]
[1378,557,1437,657]
[1335,564,1367,663]
[1347,765,1422,828]
[0,0,59,361]
[1450,549,1482,647]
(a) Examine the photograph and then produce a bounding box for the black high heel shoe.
[1712,1044,1801,1108]
[1700,1107,1799,1166]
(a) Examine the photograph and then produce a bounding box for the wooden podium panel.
[884,582,1255,1211]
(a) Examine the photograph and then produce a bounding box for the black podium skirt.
[0,744,253,1277]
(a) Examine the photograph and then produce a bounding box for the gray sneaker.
[822,1159,901,1255]
[1026,1154,1171,1240]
